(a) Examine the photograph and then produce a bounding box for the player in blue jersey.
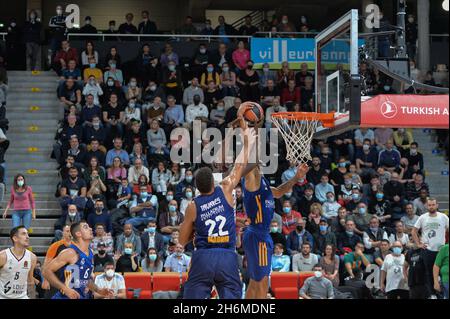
[43,221,113,299]
[179,109,256,299]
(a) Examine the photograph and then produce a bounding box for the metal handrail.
[231,10,265,29]
[66,32,252,42]
[254,31,319,38]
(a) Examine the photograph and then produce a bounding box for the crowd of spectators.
[0,7,448,300]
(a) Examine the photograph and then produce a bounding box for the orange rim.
[271,112,336,128]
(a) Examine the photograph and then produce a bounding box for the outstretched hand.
[295,163,310,180]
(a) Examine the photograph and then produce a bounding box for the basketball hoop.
[271,112,335,165]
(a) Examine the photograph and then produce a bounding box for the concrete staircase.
[0,71,61,259]
[413,128,449,212]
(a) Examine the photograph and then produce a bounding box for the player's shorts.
[183,248,242,299]
[242,228,274,282]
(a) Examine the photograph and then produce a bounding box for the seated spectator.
[200,64,221,89]
[94,261,126,299]
[93,243,115,273]
[80,94,102,127]
[59,155,83,182]
[83,57,103,84]
[54,206,82,240]
[405,142,424,173]
[306,203,323,236]
[107,156,127,194]
[374,127,394,151]
[53,40,79,76]
[105,137,129,167]
[60,59,81,83]
[91,224,113,255]
[378,139,401,171]
[232,40,250,74]
[103,46,122,70]
[210,42,234,70]
[57,78,82,117]
[355,139,378,180]
[380,241,409,299]
[81,41,99,68]
[322,192,341,220]
[401,202,419,235]
[209,100,226,128]
[373,239,391,267]
[405,173,429,201]
[270,220,287,247]
[315,174,334,204]
[281,79,301,106]
[383,172,406,211]
[219,63,238,97]
[132,174,152,195]
[140,220,164,257]
[175,170,194,200]
[277,61,295,90]
[319,244,340,287]
[345,186,368,213]
[141,247,164,272]
[144,96,165,125]
[224,97,241,126]
[362,216,389,261]
[343,242,371,279]
[300,77,315,111]
[272,243,291,272]
[160,43,179,68]
[297,184,319,216]
[237,60,260,102]
[168,163,184,188]
[349,202,373,235]
[164,243,191,272]
[53,114,83,165]
[115,242,139,273]
[125,77,142,102]
[179,186,194,216]
[393,128,414,157]
[103,93,125,139]
[369,189,392,226]
[182,78,203,106]
[103,76,125,105]
[292,242,319,272]
[83,116,107,147]
[115,178,132,209]
[62,135,87,168]
[265,97,286,129]
[354,128,375,150]
[123,98,141,125]
[257,63,276,89]
[337,220,362,255]
[83,77,103,106]
[313,218,337,255]
[412,188,428,216]
[388,221,411,248]
[142,80,166,104]
[159,199,184,237]
[185,95,209,129]
[300,264,334,299]
[151,161,172,197]
[103,60,123,86]
[330,207,350,235]
[286,218,314,256]
[60,166,87,200]
[295,63,314,88]
[128,158,149,187]
[260,79,280,108]
[86,169,107,201]
[147,120,170,157]
[281,200,302,235]
[115,223,141,254]
[306,157,326,186]
[128,185,158,228]
[319,146,333,172]
[192,43,210,76]
[87,198,111,230]
[86,139,106,167]
[129,142,148,167]
[204,81,223,109]
[162,60,182,101]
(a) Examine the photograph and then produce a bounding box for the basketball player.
[179,108,257,299]
[0,226,37,299]
[42,221,113,299]
[240,103,310,299]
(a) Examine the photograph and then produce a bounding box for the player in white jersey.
[0,226,37,299]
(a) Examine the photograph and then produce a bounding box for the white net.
[271,113,321,165]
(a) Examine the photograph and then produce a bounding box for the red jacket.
[281,87,301,105]
[54,47,79,65]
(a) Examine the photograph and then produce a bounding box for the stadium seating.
[124,273,152,299]
[299,272,315,289]
[270,272,298,299]
[152,272,183,293]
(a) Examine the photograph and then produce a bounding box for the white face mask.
[105,269,115,278]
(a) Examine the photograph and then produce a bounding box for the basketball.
[241,102,264,123]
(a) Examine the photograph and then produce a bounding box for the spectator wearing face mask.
[123,98,141,125]
[313,219,336,256]
[125,77,142,101]
[164,243,191,272]
[355,139,378,180]
[271,244,290,272]
[322,192,341,220]
[115,223,141,255]
[83,57,103,84]
[128,186,158,228]
[54,205,82,240]
[300,264,334,299]
[270,220,286,247]
[115,242,139,273]
[159,200,184,238]
[179,187,194,216]
[142,80,166,104]
[369,190,392,226]
[138,10,158,35]
[83,77,103,105]
[141,247,164,272]
[349,202,373,237]
[337,220,362,255]
[405,142,423,173]
[280,200,302,235]
[237,60,260,102]
[277,15,297,33]
[380,241,409,299]
[315,174,334,204]
[79,16,98,36]
[91,224,113,255]
[87,199,112,233]
[94,261,126,299]
[103,60,123,86]
[162,60,182,101]
[140,220,164,257]
[93,242,114,272]
[286,218,314,256]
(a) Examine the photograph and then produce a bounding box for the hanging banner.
[360,94,449,128]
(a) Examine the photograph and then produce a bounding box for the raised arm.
[179,201,196,247]
[271,163,309,199]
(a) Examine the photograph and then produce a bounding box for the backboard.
[314,9,361,138]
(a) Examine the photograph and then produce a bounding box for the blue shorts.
[243,229,273,282]
[183,248,242,299]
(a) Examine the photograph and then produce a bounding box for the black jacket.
[23,20,41,44]
[140,231,165,257]
[138,20,158,34]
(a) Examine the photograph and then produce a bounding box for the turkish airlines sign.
[361,94,449,128]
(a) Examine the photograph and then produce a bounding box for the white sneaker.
[428,295,438,299]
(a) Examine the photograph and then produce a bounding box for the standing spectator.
[164,243,191,272]
[239,16,259,36]
[5,18,23,70]
[94,261,126,299]
[404,245,427,299]
[138,10,158,35]
[48,5,67,62]
[213,16,236,43]
[141,247,164,272]
[380,241,409,299]
[405,14,418,60]
[300,265,334,299]
[79,16,98,35]
[433,243,449,299]
[412,198,449,298]
[271,244,290,272]
[2,174,35,230]
[277,15,297,33]
[292,242,319,272]
[201,19,214,35]
[23,10,42,71]
[119,13,138,34]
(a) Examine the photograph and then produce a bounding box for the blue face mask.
[370,227,378,233]
[169,205,177,212]
[358,207,366,215]
[166,195,174,201]
[376,193,384,200]
[346,230,354,236]
[319,225,328,232]
[140,192,148,198]
[207,67,214,73]
[338,162,347,168]
[392,247,402,255]
[283,207,291,214]
[124,248,132,255]
[185,176,193,183]
[186,191,193,199]
[285,192,292,198]
[90,63,96,69]
[146,227,156,233]
[352,194,360,201]
[149,254,157,261]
